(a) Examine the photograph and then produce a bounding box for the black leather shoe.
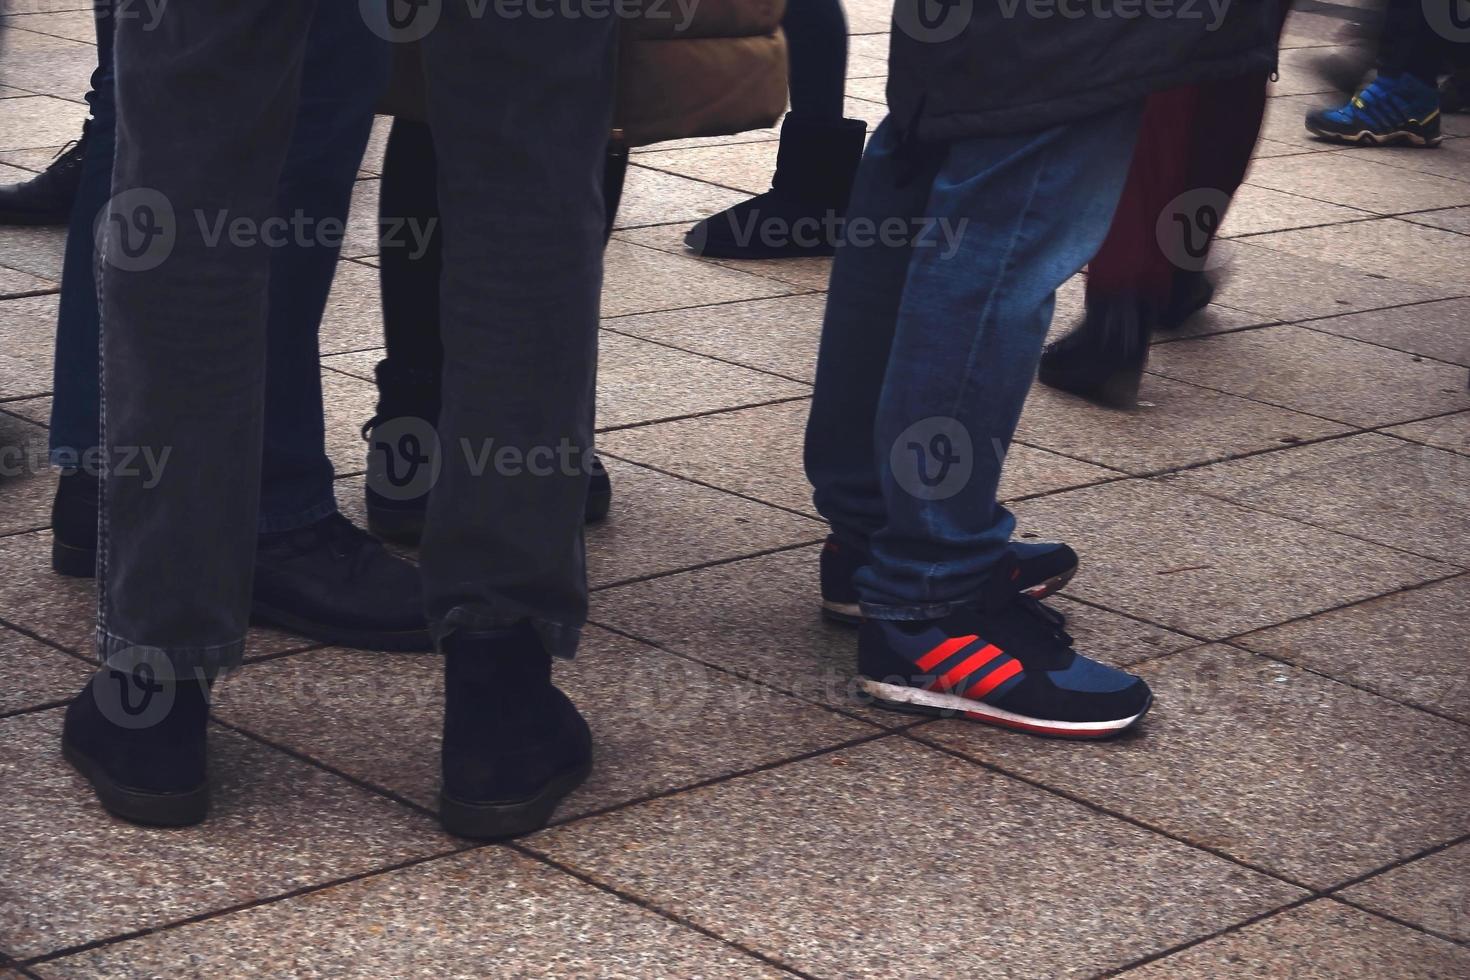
[62,666,211,826]
[51,469,99,577]
[1159,270,1215,332]
[251,513,431,651]
[1038,297,1155,409]
[439,623,592,840]
[0,123,88,226]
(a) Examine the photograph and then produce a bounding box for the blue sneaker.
[819,535,1078,625]
[1306,74,1443,146]
[856,555,1151,738]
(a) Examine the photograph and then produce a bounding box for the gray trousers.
[98,0,614,669]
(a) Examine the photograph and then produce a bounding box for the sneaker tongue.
[976,552,1024,612]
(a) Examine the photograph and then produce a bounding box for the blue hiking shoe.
[856,554,1151,738]
[1306,74,1443,147]
[819,535,1078,626]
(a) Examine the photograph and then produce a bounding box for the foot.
[856,557,1151,738]
[1038,297,1154,408]
[61,665,211,826]
[1305,74,1443,146]
[1159,270,1215,332]
[252,513,431,651]
[685,115,865,260]
[0,124,88,226]
[439,623,592,840]
[820,535,1078,626]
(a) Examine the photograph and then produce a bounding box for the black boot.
[0,122,89,226]
[61,664,212,826]
[439,623,592,840]
[1159,269,1215,332]
[51,468,99,577]
[685,115,866,259]
[363,358,613,542]
[252,513,431,651]
[1038,297,1155,409]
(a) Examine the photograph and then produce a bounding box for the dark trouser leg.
[785,0,848,121]
[417,3,616,658]
[1380,0,1453,85]
[99,2,315,670]
[378,118,444,383]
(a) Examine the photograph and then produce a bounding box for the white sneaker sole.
[859,678,1149,739]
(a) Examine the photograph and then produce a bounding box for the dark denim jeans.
[52,0,385,533]
[805,108,1142,620]
[98,0,613,670]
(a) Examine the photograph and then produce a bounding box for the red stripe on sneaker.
[963,658,1022,700]
[915,635,978,672]
[929,644,1003,692]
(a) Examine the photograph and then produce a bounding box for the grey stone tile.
[0,222,64,280]
[1,0,101,15]
[530,737,1304,980]
[318,258,384,356]
[1259,95,1357,153]
[1017,375,1349,475]
[1117,900,1470,979]
[0,410,50,534]
[1404,206,1470,235]
[0,709,452,959]
[1386,411,1470,455]
[0,9,97,43]
[602,239,795,318]
[1041,595,1200,667]
[615,222,833,292]
[845,75,885,104]
[1300,297,1470,366]
[1174,433,1470,565]
[0,84,33,97]
[1252,137,1316,158]
[0,530,319,660]
[0,262,54,296]
[0,295,56,400]
[844,0,898,34]
[918,646,1470,889]
[1341,841,1470,944]
[605,292,825,382]
[587,457,821,588]
[1218,185,1371,238]
[598,330,806,428]
[340,177,378,260]
[357,113,390,176]
[1147,324,1470,427]
[43,848,786,980]
[320,367,377,477]
[1245,152,1470,214]
[1206,239,1457,321]
[634,140,779,196]
[847,51,887,79]
[0,27,94,101]
[0,626,87,715]
[1012,480,1454,639]
[213,625,874,819]
[613,162,749,230]
[1248,218,1470,289]
[0,93,86,150]
[1237,575,1470,724]
[1363,139,1470,184]
[0,393,49,425]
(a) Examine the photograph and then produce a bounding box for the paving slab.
[1298,296,1470,366]
[1245,152,1470,214]
[616,221,835,292]
[0,223,64,283]
[1386,411,1470,454]
[317,259,384,356]
[0,409,50,535]
[1249,218,1470,289]
[1012,478,1454,639]
[613,162,751,231]
[1404,205,1470,234]
[0,27,95,101]
[1340,841,1470,944]
[604,292,825,382]
[602,239,795,318]
[1237,575,1470,724]
[917,645,1470,890]
[1147,324,1470,427]
[41,848,785,979]
[1175,432,1470,565]
[0,709,452,960]
[1117,900,1470,979]
[0,394,48,425]
[0,625,87,716]
[0,9,99,43]
[0,530,320,660]
[1258,95,1356,153]
[529,737,1304,980]
[0,263,54,296]
[1364,139,1470,184]
[0,93,86,150]
[635,140,780,196]
[1218,184,1370,238]
[1017,375,1349,475]
[213,625,875,820]
[319,367,378,477]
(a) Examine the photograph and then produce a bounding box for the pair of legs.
[66,0,612,837]
[45,0,424,650]
[805,108,1154,737]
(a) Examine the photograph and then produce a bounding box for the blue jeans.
[805,108,1142,620]
[51,0,387,533]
